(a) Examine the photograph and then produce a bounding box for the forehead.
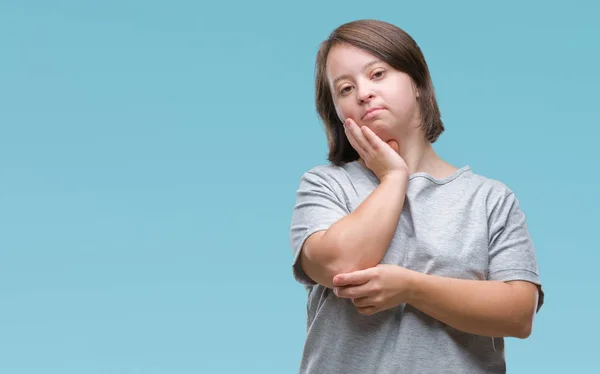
[326,44,383,81]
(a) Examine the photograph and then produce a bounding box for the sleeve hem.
[488,268,539,282]
[488,269,545,312]
[291,225,332,287]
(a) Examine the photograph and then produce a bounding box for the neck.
[360,132,457,179]
[399,133,439,175]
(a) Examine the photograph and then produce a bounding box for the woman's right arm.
[300,172,407,288]
[299,119,409,289]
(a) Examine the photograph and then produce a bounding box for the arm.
[332,182,542,337]
[300,119,409,289]
[402,184,540,337]
[333,265,539,339]
[301,173,407,288]
[407,273,539,338]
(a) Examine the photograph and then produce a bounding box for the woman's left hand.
[333,264,414,315]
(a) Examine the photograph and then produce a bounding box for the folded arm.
[408,272,539,338]
[300,173,407,289]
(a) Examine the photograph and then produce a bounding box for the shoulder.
[302,163,350,178]
[297,162,361,187]
[468,170,514,197]
[465,169,524,218]
[431,166,515,202]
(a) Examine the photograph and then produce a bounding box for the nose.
[356,83,375,104]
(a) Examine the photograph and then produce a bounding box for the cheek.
[335,107,345,122]
[334,101,354,123]
[388,87,418,115]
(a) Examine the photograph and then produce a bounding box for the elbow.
[310,233,360,269]
[303,230,373,286]
[514,300,537,339]
[505,281,538,339]
[320,231,372,276]
[310,257,362,289]
[512,316,534,339]
[518,319,534,339]
[312,247,362,281]
[303,238,361,286]
[321,240,367,279]
[324,259,362,280]
[308,252,364,285]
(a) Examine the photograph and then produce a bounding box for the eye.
[371,70,385,79]
[339,85,353,95]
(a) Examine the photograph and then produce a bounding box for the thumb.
[387,139,399,154]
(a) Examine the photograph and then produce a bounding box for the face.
[326,43,421,142]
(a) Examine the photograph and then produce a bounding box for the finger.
[387,139,399,154]
[335,283,372,299]
[356,305,378,316]
[344,120,367,156]
[345,119,371,155]
[344,119,369,155]
[352,296,373,308]
[333,268,373,287]
[360,125,386,151]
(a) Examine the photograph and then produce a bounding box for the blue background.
[1,0,598,372]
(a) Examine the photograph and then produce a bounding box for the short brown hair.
[315,19,444,166]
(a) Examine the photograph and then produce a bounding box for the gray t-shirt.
[289,161,544,374]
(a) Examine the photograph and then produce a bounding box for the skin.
[326,43,456,179]
[316,43,540,339]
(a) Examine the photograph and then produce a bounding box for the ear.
[335,107,345,124]
[411,80,420,98]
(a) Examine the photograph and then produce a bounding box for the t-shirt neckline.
[352,161,471,185]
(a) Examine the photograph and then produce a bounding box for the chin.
[365,120,395,141]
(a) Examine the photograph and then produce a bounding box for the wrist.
[381,170,408,184]
[405,269,422,305]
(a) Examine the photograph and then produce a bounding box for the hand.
[344,118,408,182]
[332,264,414,316]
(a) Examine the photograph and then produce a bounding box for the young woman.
[289,19,544,373]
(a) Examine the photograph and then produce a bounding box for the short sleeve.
[289,170,350,286]
[487,192,545,311]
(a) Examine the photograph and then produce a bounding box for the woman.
[289,19,544,373]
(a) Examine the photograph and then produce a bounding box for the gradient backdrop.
[1,1,598,373]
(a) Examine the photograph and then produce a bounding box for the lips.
[362,107,385,120]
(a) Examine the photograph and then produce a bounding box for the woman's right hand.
[344,118,409,182]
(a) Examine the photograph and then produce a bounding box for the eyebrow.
[332,60,382,87]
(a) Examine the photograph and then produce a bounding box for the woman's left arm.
[407,270,539,338]
[333,264,539,339]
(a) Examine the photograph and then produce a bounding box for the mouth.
[362,107,385,120]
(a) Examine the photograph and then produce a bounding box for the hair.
[315,19,444,166]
